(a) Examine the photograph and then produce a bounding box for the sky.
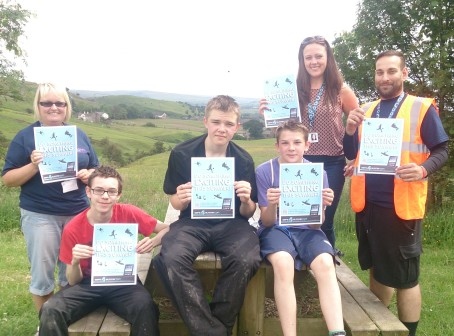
[16,0,360,98]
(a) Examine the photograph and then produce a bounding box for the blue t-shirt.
[2,121,99,215]
[255,157,329,233]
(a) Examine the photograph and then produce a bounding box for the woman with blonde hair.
[2,83,99,313]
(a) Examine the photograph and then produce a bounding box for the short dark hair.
[275,120,309,143]
[87,166,123,194]
[376,50,406,69]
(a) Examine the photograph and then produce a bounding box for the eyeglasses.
[91,188,119,196]
[39,101,67,108]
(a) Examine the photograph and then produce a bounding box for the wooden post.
[237,266,266,335]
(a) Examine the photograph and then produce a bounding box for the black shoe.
[335,248,344,258]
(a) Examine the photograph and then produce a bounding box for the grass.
[2,149,454,336]
[0,229,38,336]
[335,236,454,335]
[1,110,453,335]
[334,182,454,335]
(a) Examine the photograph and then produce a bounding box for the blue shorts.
[20,208,73,296]
[259,226,334,270]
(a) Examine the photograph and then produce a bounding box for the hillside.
[73,89,259,108]
[0,107,205,165]
[0,80,265,167]
[5,81,260,120]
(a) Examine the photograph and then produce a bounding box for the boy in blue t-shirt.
[255,120,345,336]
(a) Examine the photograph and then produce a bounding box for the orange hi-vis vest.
[350,94,434,219]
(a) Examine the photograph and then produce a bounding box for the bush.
[143,122,157,127]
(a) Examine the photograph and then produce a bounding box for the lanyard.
[307,83,325,129]
[376,92,405,118]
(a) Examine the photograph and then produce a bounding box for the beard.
[376,82,403,99]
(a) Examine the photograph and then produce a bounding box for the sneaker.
[335,248,344,258]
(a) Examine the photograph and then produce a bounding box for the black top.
[163,134,258,220]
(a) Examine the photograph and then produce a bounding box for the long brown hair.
[296,36,343,111]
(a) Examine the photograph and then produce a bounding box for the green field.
[0,88,453,335]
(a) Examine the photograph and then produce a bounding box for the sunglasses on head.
[301,36,327,46]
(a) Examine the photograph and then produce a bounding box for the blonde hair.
[205,95,240,122]
[33,83,72,122]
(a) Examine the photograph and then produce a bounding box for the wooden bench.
[69,203,409,336]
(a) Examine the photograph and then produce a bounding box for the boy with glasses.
[39,166,168,336]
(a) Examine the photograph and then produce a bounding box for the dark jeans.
[153,217,261,336]
[305,155,346,249]
[39,278,159,336]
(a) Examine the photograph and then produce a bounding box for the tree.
[242,119,264,139]
[334,0,454,115]
[0,1,31,101]
[333,0,454,208]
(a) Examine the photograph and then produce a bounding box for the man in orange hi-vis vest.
[343,50,448,336]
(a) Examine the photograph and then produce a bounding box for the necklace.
[307,83,325,129]
[376,92,405,118]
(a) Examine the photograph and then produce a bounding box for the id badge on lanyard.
[307,83,325,144]
[309,132,319,143]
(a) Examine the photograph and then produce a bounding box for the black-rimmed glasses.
[91,188,119,196]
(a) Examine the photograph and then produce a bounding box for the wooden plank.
[98,309,130,336]
[237,267,266,335]
[158,319,238,336]
[137,251,152,284]
[336,260,408,336]
[339,284,379,336]
[263,317,327,336]
[163,203,180,224]
[68,306,107,336]
[193,251,219,269]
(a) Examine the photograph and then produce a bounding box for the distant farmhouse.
[157,113,167,119]
[77,111,110,123]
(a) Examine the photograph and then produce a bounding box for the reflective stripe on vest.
[350,95,433,219]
